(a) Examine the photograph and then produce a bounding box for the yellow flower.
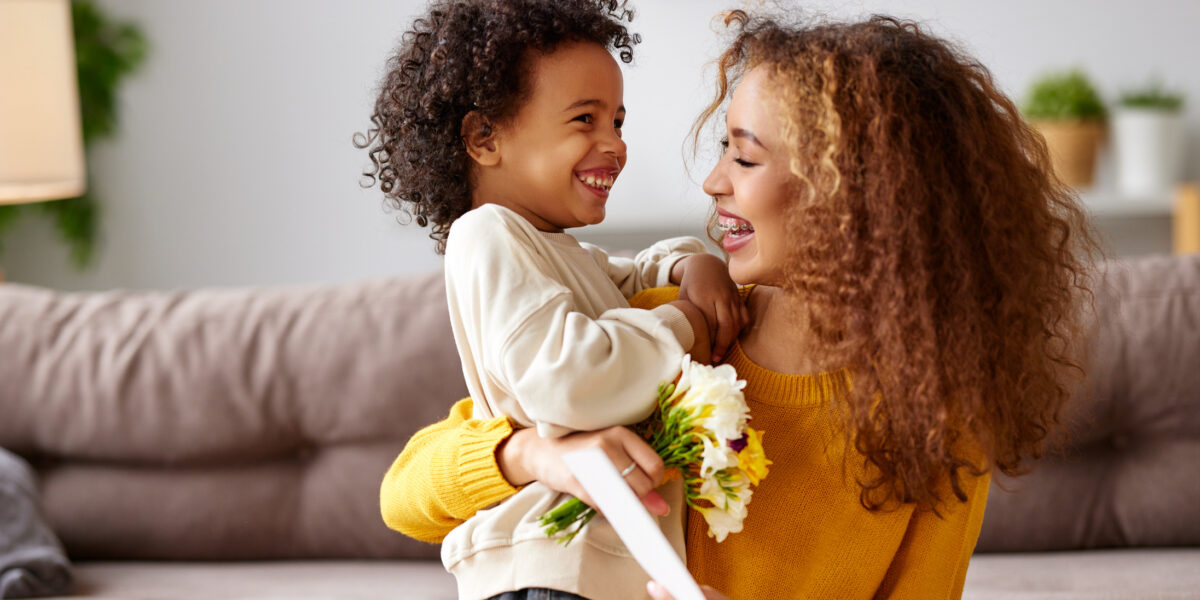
[737,427,771,486]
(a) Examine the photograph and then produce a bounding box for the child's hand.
[672,253,748,363]
[668,299,712,366]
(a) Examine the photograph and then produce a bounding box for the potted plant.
[1112,81,1186,198]
[1022,70,1107,187]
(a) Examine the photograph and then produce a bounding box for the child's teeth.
[578,173,616,190]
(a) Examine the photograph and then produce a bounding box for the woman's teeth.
[577,173,615,191]
[718,219,754,235]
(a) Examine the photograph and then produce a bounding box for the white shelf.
[1078,189,1173,217]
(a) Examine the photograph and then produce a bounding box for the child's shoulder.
[446,203,543,259]
[449,204,531,241]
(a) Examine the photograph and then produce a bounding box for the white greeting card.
[562,447,705,600]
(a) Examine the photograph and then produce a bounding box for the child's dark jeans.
[487,589,590,600]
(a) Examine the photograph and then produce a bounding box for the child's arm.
[589,240,747,364]
[447,209,705,437]
[586,236,707,298]
[670,253,748,363]
[379,289,687,543]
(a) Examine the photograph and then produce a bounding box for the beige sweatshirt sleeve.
[445,206,689,438]
[580,236,710,297]
[582,237,709,298]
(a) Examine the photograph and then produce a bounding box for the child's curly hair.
[356,0,639,253]
[698,12,1100,512]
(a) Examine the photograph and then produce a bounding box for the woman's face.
[703,66,797,287]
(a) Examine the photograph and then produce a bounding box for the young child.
[360,1,745,599]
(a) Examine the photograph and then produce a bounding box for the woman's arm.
[874,471,992,599]
[380,398,671,543]
[379,399,518,543]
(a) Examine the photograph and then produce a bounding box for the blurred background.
[2,0,1197,291]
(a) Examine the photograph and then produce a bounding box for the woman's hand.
[646,581,732,600]
[671,253,748,363]
[497,425,670,516]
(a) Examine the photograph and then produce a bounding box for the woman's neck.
[739,285,828,375]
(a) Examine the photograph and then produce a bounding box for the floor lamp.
[0,0,87,282]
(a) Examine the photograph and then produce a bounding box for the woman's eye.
[573,114,594,125]
[719,137,729,150]
[614,118,624,129]
[734,158,758,167]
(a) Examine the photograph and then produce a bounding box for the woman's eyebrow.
[730,127,765,149]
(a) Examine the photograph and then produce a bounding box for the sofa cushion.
[976,254,1200,551]
[0,273,466,560]
[33,560,456,600]
[963,548,1200,600]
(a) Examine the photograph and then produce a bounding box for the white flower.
[699,436,739,478]
[674,354,695,397]
[674,360,749,442]
[701,394,749,442]
[694,504,746,543]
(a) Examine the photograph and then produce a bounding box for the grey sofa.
[0,255,1197,599]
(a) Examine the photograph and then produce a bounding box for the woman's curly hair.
[355,0,639,253]
[697,12,1100,512]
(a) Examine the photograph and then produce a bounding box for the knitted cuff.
[440,418,519,518]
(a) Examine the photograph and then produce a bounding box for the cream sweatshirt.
[440,203,702,599]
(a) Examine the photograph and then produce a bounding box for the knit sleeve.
[874,470,992,599]
[583,237,708,298]
[379,398,518,544]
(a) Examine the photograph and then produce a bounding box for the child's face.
[486,41,627,232]
[703,66,797,287]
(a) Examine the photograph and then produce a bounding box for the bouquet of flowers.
[539,355,770,544]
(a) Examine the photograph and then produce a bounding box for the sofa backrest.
[0,272,462,560]
[976,254,1200,551]
[4,255,1197,560]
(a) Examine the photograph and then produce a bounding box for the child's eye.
[720,137,729,150]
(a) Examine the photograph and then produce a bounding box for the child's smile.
[470,41,627,233]
[575,168,618,197]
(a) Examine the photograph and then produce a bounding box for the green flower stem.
[538,497,596,545]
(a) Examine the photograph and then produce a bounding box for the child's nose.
[600,129,627,160]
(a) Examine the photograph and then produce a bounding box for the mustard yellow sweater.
[380,288,991,599]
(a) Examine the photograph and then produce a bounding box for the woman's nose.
[703,157,730,198]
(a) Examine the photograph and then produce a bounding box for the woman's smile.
[717,208,756,252]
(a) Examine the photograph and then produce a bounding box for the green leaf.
[1022,70,1106,120]
[1118,78,1185,111]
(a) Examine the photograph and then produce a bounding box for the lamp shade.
[0,0,86,204]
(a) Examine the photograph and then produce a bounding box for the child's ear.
[461,111,500,167]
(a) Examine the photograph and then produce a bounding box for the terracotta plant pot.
[1030,119,1106,187]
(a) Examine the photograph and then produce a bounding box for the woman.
[381,11,1096,599]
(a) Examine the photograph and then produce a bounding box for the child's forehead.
[523,41,623,105]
